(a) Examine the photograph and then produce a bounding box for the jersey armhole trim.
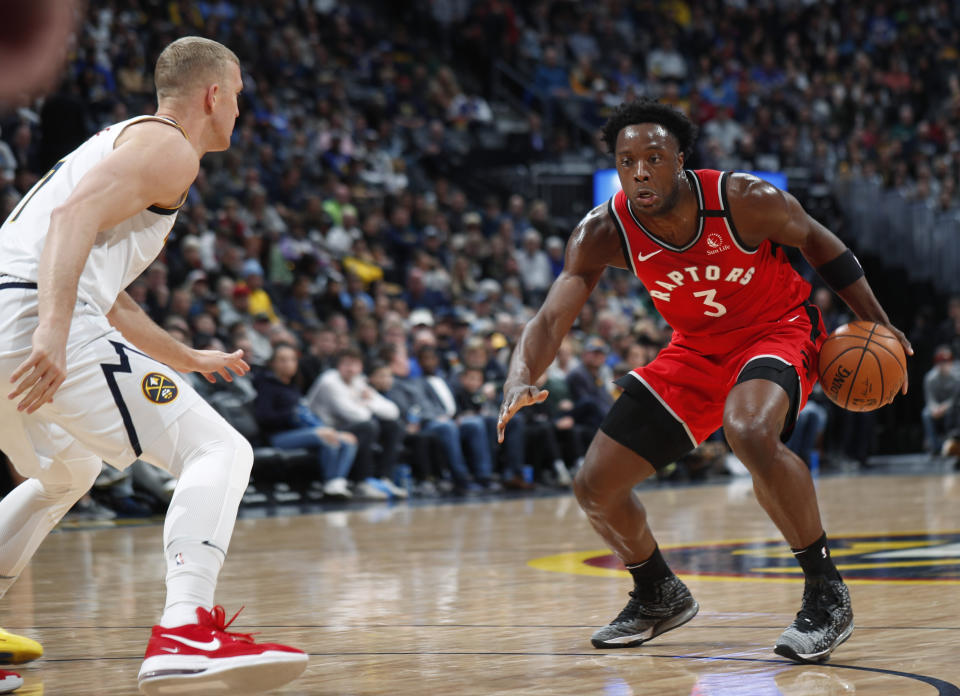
[115,115,189,143]
[115,116,190,214]
[608,197,637,275]
[719,171,760,254]
[147,189,188,215]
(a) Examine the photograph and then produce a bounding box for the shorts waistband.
[0,274,38,290]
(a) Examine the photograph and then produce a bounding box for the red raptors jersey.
[609,169,811,337]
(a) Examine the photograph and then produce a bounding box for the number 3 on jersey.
[693,289,727,317]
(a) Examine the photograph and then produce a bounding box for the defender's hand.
[9,324,68,413]
[498,384,548,443]
[189,349,250,383]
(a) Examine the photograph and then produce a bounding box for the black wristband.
[816,249,864,292]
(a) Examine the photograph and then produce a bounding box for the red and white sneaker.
[137,606,307,695]
[0,670,22,694]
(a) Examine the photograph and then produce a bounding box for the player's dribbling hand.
[497,383,549,443]
[192,349,250,383]
[884,321,913,395]
[9,324,68,413]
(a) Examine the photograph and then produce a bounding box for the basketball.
[818,321,906,412]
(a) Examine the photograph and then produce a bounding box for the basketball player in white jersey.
[0,37,307,695]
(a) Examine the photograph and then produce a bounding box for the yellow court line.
[750,558,960,572]
[529,536,960,586]
[660,530,960,550]
[731,540,948,558]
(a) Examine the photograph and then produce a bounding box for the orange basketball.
[817,321,906,411]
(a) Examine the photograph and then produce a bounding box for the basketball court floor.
[5,465,960,695]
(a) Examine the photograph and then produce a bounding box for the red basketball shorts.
[618,303,826,448]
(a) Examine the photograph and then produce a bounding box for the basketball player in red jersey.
[498,99,912,663]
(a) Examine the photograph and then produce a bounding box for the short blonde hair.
[154,36,239,100]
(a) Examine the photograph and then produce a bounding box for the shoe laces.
[615,581,665,622]
[794,580,836,627]
[615,591,646,623]
[198,605,257,643]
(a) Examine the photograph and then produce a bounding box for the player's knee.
[573,457,620,512]
[231,429,254,477]
[71,455,105,490]
[572,467,594,508]
[723,413,780,462]
[37,453,102,500]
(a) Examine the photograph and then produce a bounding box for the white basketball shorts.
[0,278,199,475]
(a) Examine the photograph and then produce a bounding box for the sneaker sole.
[0,680,23,694]
[773,621,854,664]
[591,600,700,649]
[138,651,308,695]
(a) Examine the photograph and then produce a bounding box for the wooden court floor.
[5,471,960,695]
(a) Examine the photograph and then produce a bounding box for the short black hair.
[601,99,699,157]
[269,341,299,363]
[367,359,391,374]
[335,345,364,364]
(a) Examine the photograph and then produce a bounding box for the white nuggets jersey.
[0,115,186,315]
[0,115,197,470]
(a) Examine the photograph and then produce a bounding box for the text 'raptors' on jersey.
[609,169,812,336]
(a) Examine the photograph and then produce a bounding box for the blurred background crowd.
[2,0,960,518]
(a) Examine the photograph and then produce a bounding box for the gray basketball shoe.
[774,577,853,663]
[591,575,700,648]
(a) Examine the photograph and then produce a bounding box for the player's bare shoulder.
[566,202,628,274]
[724,171,794,248]
[113,119,199,205]
[116,119,199,180]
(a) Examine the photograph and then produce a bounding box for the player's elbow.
[48,202,72,225]
[50,196,110,239]
[48,200,93,237]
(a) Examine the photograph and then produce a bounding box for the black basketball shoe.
[774,577,853,664]
[591,575,699,648]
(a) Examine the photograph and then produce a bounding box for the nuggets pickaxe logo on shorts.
[141,372,178,404]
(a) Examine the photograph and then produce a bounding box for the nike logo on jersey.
[160,634,222,651]
[788,315,800,322]
[637,249,662,262]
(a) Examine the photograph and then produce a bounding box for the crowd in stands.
[2,0,960,517]
[452,0,960,210]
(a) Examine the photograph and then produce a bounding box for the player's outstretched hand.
[191,349,250,383]
[8,325,67,413]
[884,322,913,395]
[498,383,549,443]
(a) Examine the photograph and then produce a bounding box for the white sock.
[159,540,222,627]
[140,400,252,630]
[160,602,202,628]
